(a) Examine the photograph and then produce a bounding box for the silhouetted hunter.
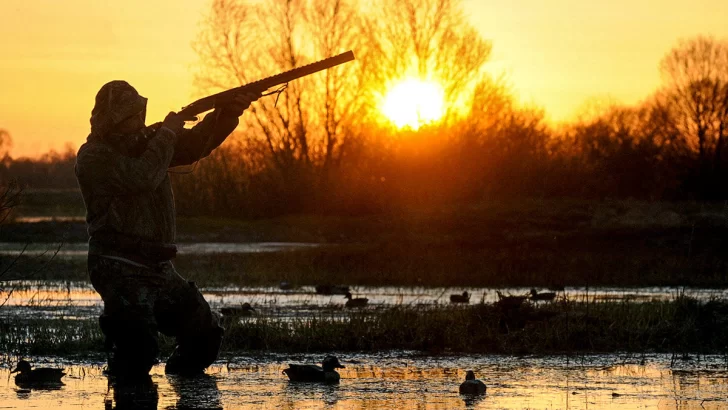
[75,80,260,377]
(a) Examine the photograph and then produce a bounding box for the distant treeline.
[1,89,725,219]
[0,147,77,191]
[1,1,727,219]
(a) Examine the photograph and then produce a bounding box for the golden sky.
[1,0,727,158]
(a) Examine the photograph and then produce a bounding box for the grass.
[3,196,728,287]
[2,297,727,357]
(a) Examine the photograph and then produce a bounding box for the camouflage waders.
[89,255,223,377]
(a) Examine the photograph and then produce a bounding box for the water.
[0,353,726,409]
[2,281,727,321]
[0,242,321,257]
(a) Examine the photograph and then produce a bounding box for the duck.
[344,292,369,308]
[282,355,345,383]
[220,302,256,317]
[450,291,470,304]
[315,285,350,295]
[11,360,65,387]
[496,291,529,309]
[529,288,557,301]
[459,370,486,395]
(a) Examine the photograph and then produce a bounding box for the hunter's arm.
[169,109,239,167]
[76,128,177,195]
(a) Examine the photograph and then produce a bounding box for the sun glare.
[382,79,445,130]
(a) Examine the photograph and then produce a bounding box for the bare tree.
[0,129,10,158]
[358,0,492,123]
[660,36,728,190]
[0,129,11,184]
[193,0,365,207]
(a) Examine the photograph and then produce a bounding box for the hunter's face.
[114,111,146,134]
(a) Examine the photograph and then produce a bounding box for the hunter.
[75,80,259,377]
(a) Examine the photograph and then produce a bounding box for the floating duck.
[450,291,470,304]
[459,370,486,395]
[220,302,256,317]
[11,360,65,387]
[315,285,350,295]
[529,288,557,301]
[282,355,345,383]
[344,292,369,308]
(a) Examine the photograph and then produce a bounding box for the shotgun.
[143,50,355,137]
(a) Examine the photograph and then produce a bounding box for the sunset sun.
[382,79,445,129]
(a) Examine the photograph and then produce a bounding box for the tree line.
[2,0,728,218]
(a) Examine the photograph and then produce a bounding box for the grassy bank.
[3,198,728,287]
[2,297,726,356]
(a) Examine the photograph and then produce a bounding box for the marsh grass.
[4,198,728,287]
[220,297,728,355]
[2,297,726,357]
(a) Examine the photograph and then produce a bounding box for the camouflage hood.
[89,80,147,139]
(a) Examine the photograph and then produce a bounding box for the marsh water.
[2,242,728,408]
[2,283,728,409]
[0,353,727,409]
[2,280,728,323]
[1,278,728,322]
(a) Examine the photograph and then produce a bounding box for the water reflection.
[167,373,222,410]
[2,354,723,409]
[109,375,158,410]
[0,241,320,257]
[461,394,485,408]
[3,281,727,322]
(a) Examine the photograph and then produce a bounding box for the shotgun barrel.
[179,50,356,118]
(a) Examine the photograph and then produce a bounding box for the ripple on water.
[0,353,725,409]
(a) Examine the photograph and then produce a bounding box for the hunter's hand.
[224,92,261,117]
[162,112,186,135]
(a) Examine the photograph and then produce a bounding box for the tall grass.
[3,298,726,356]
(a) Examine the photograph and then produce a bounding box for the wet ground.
[0,353,726,409]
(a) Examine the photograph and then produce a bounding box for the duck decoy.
[344,292,369,308]
[450,291,470,304]
[220,302,256,317]
[282,355,345,383]
[315,285,350,295]
[459,370,486,395]
[11,360,65,387]
[529,288,556,301]
[496,291,529,309]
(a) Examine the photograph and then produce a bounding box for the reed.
[6,297,721,356]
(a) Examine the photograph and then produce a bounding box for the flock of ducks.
[283,356,487,396]
[219,286,562,321]
[282,355,487,396]
[10,357,487,396]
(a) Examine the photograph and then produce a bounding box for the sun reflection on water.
[0,354,725,409]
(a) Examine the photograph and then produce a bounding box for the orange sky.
[1,0,727,158]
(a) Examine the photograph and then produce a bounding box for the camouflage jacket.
[75,80,239,246]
